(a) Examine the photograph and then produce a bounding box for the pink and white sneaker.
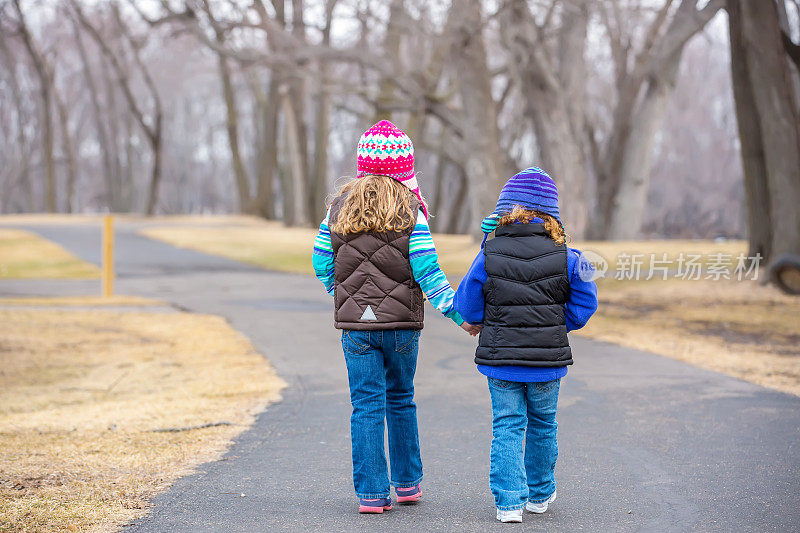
[395,484,422,504]
[359,497,392,514]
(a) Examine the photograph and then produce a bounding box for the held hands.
[460,322,482,336]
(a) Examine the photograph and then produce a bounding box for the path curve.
[2,221,799,532]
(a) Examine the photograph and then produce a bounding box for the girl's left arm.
[409,210,464,325]
[312,207,335,296]
[565,248,599,331]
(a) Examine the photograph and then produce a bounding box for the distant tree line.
[0,1,797,268]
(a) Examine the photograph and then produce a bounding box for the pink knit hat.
[356,120,428,218]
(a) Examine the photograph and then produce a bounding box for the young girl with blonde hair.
[312,120,479,514]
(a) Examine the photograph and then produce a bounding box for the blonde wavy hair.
[498,205,568,245]
[330,175,417,234]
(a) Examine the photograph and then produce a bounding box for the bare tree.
[53,70,78,213]
[201,0,253,213]
[251,0,283,221]
[727,0,800,287]
[12,0,56,212]
[644,36,743,239]
[289,0,312,221]
[447,0,505,234]
[310,0,339,217]
[596,0,725,240]
[251,72,279,219]
[69,11,121,210]
[499,0,590,237]
[0,0,758,248]
[0,24,34,211]
[72,1,164,215]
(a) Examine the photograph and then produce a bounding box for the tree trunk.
[558,0,589,138]
[448,0,505,236]
[593,79,642,239]
[732,0,800,261]
[255,75,279,219]
[40,87,56,211]
[202,0,253,214]
[593,0,724,239]
[251,0,286,221]
[607,59,680,239]
[499,0,589,237]
[100,53,125,211]
[280,85,310,226]
[776,1,800,113]
[444,169,469,235]
[54,85,78,213]
[217,44,252,213]
[372,0,404,123]
[530,99,588,237]
[74,1,164,215]
[124,111,136,212]
[310,0,337,218]
[311,79,331,216]
[727,0,773,259]
[143,122,164,215]
[290,0,312,219]
[429,136,448,231]
[0,29,33,211]
[14,0,56,212]
[71,12,118,211]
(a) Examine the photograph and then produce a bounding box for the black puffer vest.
[328,194,424,330]
[475,223,572,367]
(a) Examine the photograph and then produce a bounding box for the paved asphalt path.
[2,222,799,532]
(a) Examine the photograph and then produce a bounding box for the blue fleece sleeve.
[565,248,598,331]
[453,251,488,324]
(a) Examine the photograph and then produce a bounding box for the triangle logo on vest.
[360,305,377,321]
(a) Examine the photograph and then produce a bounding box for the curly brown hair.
[498,205,568,245]
[330,175,417,234]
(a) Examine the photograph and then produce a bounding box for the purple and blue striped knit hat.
[480,167,561,245]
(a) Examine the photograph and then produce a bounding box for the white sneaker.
[525,490,557,514]
[496,508,523,523]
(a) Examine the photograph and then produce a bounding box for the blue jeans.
[341,329,423,499]
[487,376,561,510]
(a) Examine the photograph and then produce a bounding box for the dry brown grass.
[0,229,100,279]
[140,222,476,276]
[572,238,747,270]
[0,214,266,227]
[0,301,285,532]
[137,218,800,395]
[579,278,800,396]
[0,296,159,307]
[377,235,796,395]
[140,223,317,275]
[0,215,108,226]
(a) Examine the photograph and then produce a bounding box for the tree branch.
[70,0,155,141]
[646,0,724,79]
[782,29,800,71]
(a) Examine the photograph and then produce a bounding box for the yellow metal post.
[102,215,114,297]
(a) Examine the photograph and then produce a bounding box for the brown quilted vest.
[328,193,424,330]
